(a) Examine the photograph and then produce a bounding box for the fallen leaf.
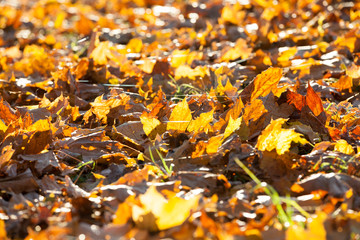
[167,98,192,132]
[256,118,308,155]
[240,67,283,103]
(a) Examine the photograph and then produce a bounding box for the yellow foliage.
[256,118,308,155]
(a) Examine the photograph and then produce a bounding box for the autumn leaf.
[113,199,133,225]
[256,118,308,155]
[240,67,283,103]
[286,211,327,240]
[140,113,161,136]
[305,83,324,117]
[334,139,355,155]
[167,98,192,132]
[187,109,214,134]
[90,41,112,65]
[223,116,242,139]
[331,75,353,93]
[132,185,199,231]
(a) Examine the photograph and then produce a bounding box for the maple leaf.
[256,118,308,155]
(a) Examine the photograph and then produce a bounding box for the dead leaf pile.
[0,0,360,239]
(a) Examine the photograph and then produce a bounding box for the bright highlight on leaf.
[140,114,161,136]
[240,67,283,103]
[250,67,283,101]
[286,211,327,240]
[256,118,308,155]
[223,116,242,139]
[334,139,355,155]
[132,185,199,231]
[167,98,192,132]
[90,41,112,65]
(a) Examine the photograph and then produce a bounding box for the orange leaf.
[286,211,327,240]
[206,135,223,154]
[242,99,267,124]
[220,38,251,62]
[187,109,214,134]
[331,75,353,93]
[305,83,324,117]
[225,98,244,122]
[0,97,18,125]
[240,67,282,103]
[0,220,5,239]
[113,199,133,225]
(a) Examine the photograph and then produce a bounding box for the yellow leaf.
[133,185,199,231]
[251,67,282,101]
[206,135,224,154]
[286,211,327,240]
[220,38,252,62]
[174,65,208,81]
[26,119,55,134]
[126,38,143,53]
[242,99,267,124]
[140,114,161,136]
[334,139,355,155]
[278,47,297,66]
[256,118,308,155]
[92,172,106,179]
[225,98,244,122]
[167,98,192,132]
[90,41,111,65]
[187,109,214,134]
[223,116,242,139]
[171,49,190,68]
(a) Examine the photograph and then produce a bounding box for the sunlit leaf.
[286,211,327,240]
[256,118,308,155]
[334,139,355,155]
[140,113,161,136]
[90,41,112,65]
[223,116,242,139]
[187,109,214,134]
[240,67,282,103]
[167,98,192,132]
[133,185,199,231]
[305,83,324,117]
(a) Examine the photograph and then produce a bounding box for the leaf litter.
[0,0,359,239]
